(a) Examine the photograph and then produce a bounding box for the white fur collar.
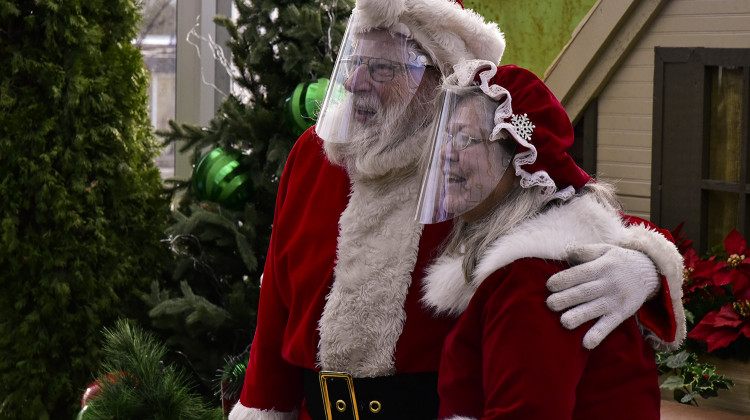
[422,194,626,316]
[317,173,424,376]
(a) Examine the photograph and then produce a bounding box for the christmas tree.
[0,1,171,418]
[153,0,354,400]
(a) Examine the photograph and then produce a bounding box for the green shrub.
[0,1,170,418]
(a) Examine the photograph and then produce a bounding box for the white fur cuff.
[227,402,298,420]
[620,224,687,351]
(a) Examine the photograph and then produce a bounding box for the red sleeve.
[237,131,313,412]
[623,214,678,343]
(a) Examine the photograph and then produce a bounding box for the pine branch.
[82,320,222,420]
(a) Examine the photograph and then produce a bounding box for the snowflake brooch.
[510,113,535,141]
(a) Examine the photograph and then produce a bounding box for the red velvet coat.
[437,259,661,420]
[233,130,678,419]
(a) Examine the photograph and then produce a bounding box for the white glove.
[546,243,661,349]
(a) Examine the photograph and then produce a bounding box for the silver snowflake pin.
[510,113,535,141]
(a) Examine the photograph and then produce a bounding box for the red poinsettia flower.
[682,248,720,295]
[711,229,750,293]
[687,301,750,352]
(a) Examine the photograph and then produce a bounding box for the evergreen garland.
[0,1,170,418]
[153,0,353,398]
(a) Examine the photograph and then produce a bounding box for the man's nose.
[344,63,374,93]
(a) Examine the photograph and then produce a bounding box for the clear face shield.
[315,14,433,143]
[415,88,518,224]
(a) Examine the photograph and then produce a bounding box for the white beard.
[316,169,425,376]
[322,91,436,181]
[317,86,439,376]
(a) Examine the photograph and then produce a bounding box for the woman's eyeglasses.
[446,132,485,150]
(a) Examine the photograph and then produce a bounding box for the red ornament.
[80,372,122,408]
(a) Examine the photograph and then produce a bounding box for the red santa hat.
[351,0,505,74]
[448,59,592,202]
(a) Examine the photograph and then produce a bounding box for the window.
[138,0,177,179]
[652,48,750,252]
[571,99,598,177]
[137,0,234,180]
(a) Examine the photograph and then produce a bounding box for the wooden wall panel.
[595,0,750,219]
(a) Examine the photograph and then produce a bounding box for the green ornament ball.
[192,148,253,208]
[284,78,330,136]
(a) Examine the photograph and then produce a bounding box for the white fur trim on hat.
[352,0,505,73]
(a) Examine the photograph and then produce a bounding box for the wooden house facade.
[545,0,750,252]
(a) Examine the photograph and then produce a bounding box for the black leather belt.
[303,369,439,420]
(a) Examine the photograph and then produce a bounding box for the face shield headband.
[315,14,433,143]
[415,87,517,224]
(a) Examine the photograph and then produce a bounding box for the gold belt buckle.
[318,371,360,420]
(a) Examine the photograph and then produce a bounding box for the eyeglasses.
[341,55,425,82]
[446,132,485,150]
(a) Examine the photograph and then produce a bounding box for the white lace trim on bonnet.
[447,59,576,204]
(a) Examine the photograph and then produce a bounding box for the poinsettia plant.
[652,223,750,405]
[674,223,750,357]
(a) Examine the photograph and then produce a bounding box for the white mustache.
[352,95,381,113]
